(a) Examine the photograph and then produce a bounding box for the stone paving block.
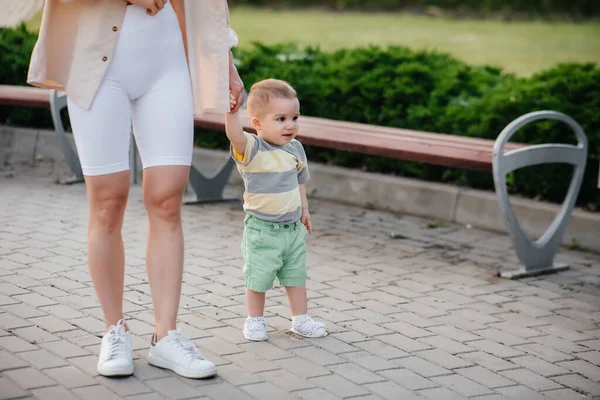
[224,351,280,374]
[557,360,600,382]
[393,355,452,378]
[354,340,410,360]
[2,303,47,320]
[499,368,563,391]
[214,363,263,386]
[432,374,494,397]
[467,339,524,358]
[305,336,358,355]
[43,365,96,388]
[0,314,34,330]
[426,325,481,343]
[30,385,79,400]
[0,376,29,400]
[17,348,69,370]
[577,351,600,365]
[377,334,431,353]
[472,328,530,346]
[13,326,58,344]
[416,349,472,370]
[0,336,39,353]
[0,349,29,371]
[292,388,341,400]
[310,374,370,398]
[290,345,343,366]
[0,283,29,296]
[542,388,588,400]
[418,335,474,355]
[29,315,76,334]
[532,335,589,354]
[514,343,573,363]
[340,319,392,337]
[95,376,152,397]
[238,341,293,362]
[416,387,467,400]
[328,362,384,385]
[341,351,397,372]
[3,367,57,390]
[495,385,554,400]
[67,355,99,377]
[238,381,296,400]
[455,365,515,388]
[71,384,123,400]
[509,355,569,377]
[258,368,316,392]
[363,381,422,400]
[275,356,331,379]
[378,368,438,391]
[195,381,256,400]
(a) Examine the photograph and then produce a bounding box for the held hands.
[301,208,313,234]
[229,92,237,114]
[127,0,167,16]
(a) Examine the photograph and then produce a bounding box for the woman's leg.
[141,166,189,340]
[67,81,133,332]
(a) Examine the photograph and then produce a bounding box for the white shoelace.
[168,331,206,361]
[103,321,129,361]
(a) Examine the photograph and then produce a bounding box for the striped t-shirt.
[231,131,309,223]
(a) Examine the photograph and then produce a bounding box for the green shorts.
[241,214,308,292]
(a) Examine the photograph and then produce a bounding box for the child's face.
[253,97,300,146]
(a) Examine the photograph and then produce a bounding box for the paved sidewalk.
[1,160,599,400]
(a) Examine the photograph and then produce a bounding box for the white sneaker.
[243,316,268,341]
[97,319,134,376]
[148,329,217,379]
[291,315,328,338]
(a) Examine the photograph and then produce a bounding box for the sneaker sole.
[290,328,328,338]
[148,354,217,379]
[97,365,134,377]
[244,333,268,341]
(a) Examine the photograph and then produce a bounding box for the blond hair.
[247,79,297,117]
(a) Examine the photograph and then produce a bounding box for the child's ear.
[251,116,261,130]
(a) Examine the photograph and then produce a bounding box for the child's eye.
[293,116,299,121]
[278,117,285,122]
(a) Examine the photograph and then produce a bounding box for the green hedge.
[1,25,598,209]
[230,0,600,16]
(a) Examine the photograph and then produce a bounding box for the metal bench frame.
[492,111,588,279]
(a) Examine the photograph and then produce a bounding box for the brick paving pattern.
[1,160,599,399]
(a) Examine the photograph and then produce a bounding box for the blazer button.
[112,26,118,32]
[102,56,108,62]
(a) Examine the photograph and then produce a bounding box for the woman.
[27,0,244,379]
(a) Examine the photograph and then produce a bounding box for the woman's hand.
[229,52,244,114]
[127,0,167,16]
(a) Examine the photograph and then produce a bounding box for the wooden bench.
[2,84,588,280]
[1,83,523,198]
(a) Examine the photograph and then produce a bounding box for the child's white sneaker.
[291,314,327,338]
[97,319,134,376]
[243,316,268,341]
[148,329,217,379]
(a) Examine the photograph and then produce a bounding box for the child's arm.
[225,93,247,156]
[299,183,312,234]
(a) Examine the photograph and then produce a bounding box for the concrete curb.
[3,126,598,252]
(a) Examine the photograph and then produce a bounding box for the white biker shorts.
[67,1,194,176]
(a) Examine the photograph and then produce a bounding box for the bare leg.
[285,286,308,316]
[246,289,266,317]
[84,171,130,332]
[142,165,189,341]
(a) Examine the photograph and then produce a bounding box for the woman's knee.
[86,174,130,233]
[143,185,185,224]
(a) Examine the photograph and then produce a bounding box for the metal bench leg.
[184,157,238,204]
[49,90,84,184]
[493,111,588,279]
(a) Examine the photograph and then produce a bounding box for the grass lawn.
[25,7,600,76]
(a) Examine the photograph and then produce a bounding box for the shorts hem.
[82,162,130,176]
[143,156,192,169]
[245,281,273,293]
[278,278,306,288]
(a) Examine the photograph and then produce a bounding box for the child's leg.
[285,285,307,316]
[246,288,266,317]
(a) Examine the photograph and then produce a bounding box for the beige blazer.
[27,0,237,116]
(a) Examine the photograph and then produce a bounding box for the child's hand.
[301,208,312,234]
[228,92,237,114]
